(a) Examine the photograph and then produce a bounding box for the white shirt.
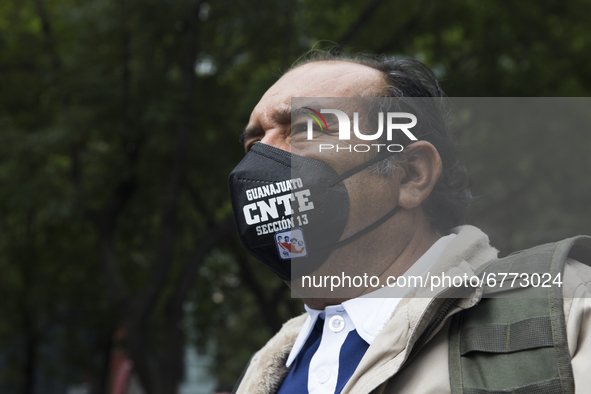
[285,234,456,393]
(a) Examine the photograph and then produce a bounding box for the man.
[228,53,591,393]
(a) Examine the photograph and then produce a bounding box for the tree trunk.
[17,319,37,394]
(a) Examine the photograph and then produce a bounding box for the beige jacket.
[236,226,591,394]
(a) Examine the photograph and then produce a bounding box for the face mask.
[228,143,401,281]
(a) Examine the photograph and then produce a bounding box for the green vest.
[448,235,591,394]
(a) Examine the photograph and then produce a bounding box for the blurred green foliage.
[0,0,590,392]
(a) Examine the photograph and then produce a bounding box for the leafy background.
[1,0,590,393]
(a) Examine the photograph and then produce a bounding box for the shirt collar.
[285,234,456,367]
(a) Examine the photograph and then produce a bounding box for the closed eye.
[291,122,324,137]
[241,126,263,152]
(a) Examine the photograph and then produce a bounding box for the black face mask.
[228,143,401,281]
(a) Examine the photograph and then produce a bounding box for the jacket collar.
[235,225,498,394]
[285,234,458,367]
[340,225,498,393]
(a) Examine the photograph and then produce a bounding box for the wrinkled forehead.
[258,61,386,108]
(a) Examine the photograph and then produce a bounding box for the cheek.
[340,172,400,239]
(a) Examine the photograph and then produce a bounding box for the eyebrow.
[239,106,297,146]
[239,106,320,147]
[239,126,260,147]
[273,107,292,124]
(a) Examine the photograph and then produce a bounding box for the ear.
[397,141,442,210]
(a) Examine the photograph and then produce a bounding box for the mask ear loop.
[319,150,405,253]
[316,205,402,253]
[328,151,395,187]
[328,140,416,187]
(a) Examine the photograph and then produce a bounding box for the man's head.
[232,52,472,302]
[242,53,471,233]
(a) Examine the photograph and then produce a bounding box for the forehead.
[253,61,386,115]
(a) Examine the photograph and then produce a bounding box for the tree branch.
[69,149,135,317]
[96,226,131,315]
[234,252,285,334]
[118,0,131,121]
[161,217,234,392]
[186,182,216,228]
[33,0,61,76]
[33,0,70,107]
[335,0,388,52]
[374,0,433,54]
[168,217,235,311]
[135,1,202,326]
